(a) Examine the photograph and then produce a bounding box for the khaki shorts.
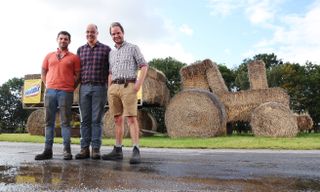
[108,82,137,117]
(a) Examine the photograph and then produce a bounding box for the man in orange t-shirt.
[35,31,80,161]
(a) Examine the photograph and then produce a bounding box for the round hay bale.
[250,102,298,137]
[103,110,158,138]
[165,89,227,138]
[138,110,158,136]
[295,113,314,132]
[26,109,45,135]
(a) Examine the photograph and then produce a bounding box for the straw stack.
[295,113,314,132]
[142,67,170,107]
[248,60,268,90]
[165,89,227,137]
[26,109,45,135]
[251,102,298,137]
[180,61,213,90]
[205,60,229,96]
[103,110,158,138]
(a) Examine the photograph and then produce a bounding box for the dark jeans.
[44,89,73,149]
[79,84,106,149]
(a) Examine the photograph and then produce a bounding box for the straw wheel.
[165,89,227,137]
[251,102,298,137]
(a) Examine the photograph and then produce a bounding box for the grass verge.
[0,133,319,150]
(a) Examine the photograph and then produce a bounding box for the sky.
[1,0,320,85]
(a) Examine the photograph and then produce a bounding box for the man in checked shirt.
[102,22,148,164]
[75,24,111,160]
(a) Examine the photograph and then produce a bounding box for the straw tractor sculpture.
[23,67,170,137]
[165,59,313,138]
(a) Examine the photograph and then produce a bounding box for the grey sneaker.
[35,148,53,160]
[129,146,141,164]
[91,148,101,160]
[102,146,123,160]
[75,147,90,159]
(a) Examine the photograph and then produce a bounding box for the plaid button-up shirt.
[77,41,111,84]
[109,41,147,81]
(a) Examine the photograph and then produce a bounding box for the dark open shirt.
[77,41,111,84]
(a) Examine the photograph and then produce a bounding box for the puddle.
[0,161,320,191]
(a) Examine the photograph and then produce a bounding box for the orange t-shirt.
[42,50,80,92]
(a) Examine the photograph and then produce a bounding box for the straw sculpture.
[248,60,268,90]
[103,110,158,138]
[165,89,227,137]
[251,102,298,137]
[26,109,45,135]
[165,59,303,138]
[295,113,314,132]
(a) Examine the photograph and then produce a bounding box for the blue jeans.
[44,89,73,149]
[79,84,106,149]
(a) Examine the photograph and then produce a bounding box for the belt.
[82,82,105,86]
[112,78,136,84]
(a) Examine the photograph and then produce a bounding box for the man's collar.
[114,41,126,49]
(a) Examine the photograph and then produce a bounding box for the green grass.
[1,133,320,149]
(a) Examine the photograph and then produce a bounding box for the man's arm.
[41,68,47,85]
[74,71,80,88]
[108,73,112,88]
[134,65,148,92]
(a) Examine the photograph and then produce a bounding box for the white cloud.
[253,1,320,64]
[179,24,193,36]
[141,42,194,64]
[0,0,193,84]
[207,0,244,16]
[207,0,280,24]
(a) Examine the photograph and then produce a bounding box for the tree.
[0,78,31,133]
[149,57,186,96]
[218,64,236,91]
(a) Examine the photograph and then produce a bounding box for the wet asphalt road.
[0,141,320,192]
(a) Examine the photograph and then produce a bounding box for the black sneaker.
[35,149,53,160]
[129,146,141,164]
[102,146,123,160]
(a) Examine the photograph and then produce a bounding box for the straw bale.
[220,88,290,122]
[180,60,213,90]
[165,89,227,138]
[147,67,167,83]
[142,75,170,107]
[103,110,158,138]
[24,74,41,80]
[205,60,229,96]
[251,102,298,137]
[248,60,268,90]
[295,113,314,132]
[26,109,45,135]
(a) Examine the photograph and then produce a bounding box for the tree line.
[0,53,319,133]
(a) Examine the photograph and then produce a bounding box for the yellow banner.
[23,79,42,104]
